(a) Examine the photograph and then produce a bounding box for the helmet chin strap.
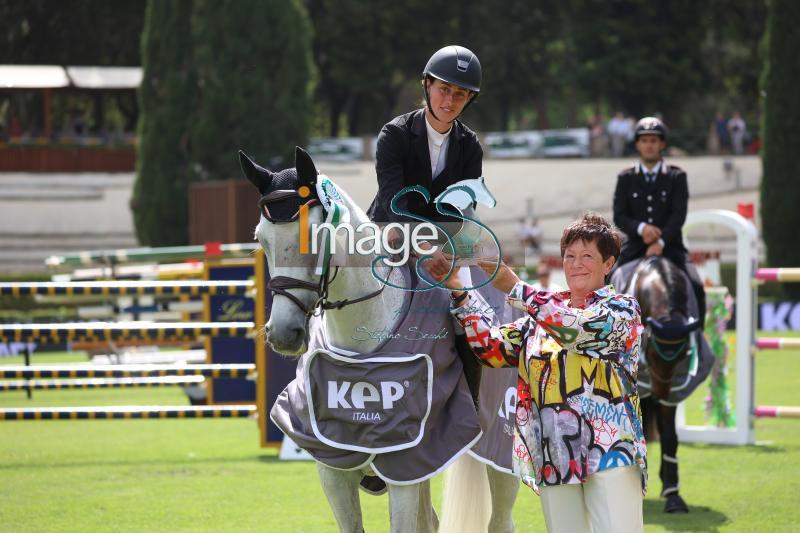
[423,80,443,123]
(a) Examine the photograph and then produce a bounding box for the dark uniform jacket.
[613,161,689,267]
[366,108,483,223]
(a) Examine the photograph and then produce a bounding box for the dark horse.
[612,256,711,513]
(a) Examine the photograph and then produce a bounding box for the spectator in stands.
[708,112,729,154]
[589,113,610,157]
[519,217,543,254]
[531,261,563,292]
[608,111,631,157]
[727,111,747,155]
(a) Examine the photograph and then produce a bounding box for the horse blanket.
[270,261,482,484]
[466,265,520,474]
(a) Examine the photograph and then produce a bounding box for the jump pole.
[0,405,257,421]
[0,321,254,343]
[0,363,254,379]
[754,268,800,282]
[0,280,254,297]
[754,406,800,419]
[0,376,205,391]
[756,338,800,350]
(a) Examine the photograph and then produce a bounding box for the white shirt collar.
[425,115,451,145]
[637,160,665,175]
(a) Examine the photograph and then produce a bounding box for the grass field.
[1,335,799,532]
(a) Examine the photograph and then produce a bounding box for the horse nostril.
[289,327,304,342]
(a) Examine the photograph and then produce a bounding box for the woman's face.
[562,239,615,295]
[427,79,472,124]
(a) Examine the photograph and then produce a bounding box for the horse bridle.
[642,319,691,384]
[258,188,390,318]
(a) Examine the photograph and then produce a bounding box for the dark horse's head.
[633,257,701,400]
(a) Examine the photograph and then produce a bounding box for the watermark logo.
[297,178,502,291]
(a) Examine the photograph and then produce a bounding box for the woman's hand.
[421,249,462,290]
[477,258,520,294]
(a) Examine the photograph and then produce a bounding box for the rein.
[259,188,390,318]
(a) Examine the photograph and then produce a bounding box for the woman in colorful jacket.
[429,212,646,533]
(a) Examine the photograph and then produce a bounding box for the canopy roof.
[0,65,141,89]
[0,66,70,89]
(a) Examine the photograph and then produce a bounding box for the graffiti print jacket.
[451,282,648,494]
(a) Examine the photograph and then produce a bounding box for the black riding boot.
[656,403,689,513]
[455,332,482,411]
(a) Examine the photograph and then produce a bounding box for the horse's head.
[240,146,325,355]
[634,257,701,400]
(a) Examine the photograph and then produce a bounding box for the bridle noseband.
[642,317,691,384]
[258,188,390,319]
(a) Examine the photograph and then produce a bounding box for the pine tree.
[761,0,800,298]
[189,0,313,178]
[131,0,196,245]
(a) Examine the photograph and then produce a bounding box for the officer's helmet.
[634,117,668,141]
[422,45,481,93]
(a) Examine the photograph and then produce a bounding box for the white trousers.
[539,465,643,533]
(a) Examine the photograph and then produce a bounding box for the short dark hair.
[560,212,622,261]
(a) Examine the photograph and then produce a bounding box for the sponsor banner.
[759,301,800,331]
[304,349,433,454]
[0,341,70,358]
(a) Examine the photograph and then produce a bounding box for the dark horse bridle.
[643,316,693,385]
[258,188,390,318]
[629,258,698,387]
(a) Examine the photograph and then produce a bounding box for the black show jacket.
[367,109,483,224]
[612,162,689,265]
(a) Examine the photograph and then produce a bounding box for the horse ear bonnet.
[240,148,316,222]
[239,150,273,193]
[294,146,318,189]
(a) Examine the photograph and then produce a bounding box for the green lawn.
[0,336,798,532]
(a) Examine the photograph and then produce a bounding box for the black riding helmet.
[422,45,482,121]
[634,116,668,141]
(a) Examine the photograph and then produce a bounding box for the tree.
[570,0,707,119]
[130,0,196,245]
[0,0,145,65]
[307,0,440,136]
[461,1,564,131]
[760,0,800,298]
[189,0,313,177]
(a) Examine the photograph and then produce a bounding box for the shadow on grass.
[644,499,728,532]
[256,454,283,463]
[683,441,786,454]
[0,454,283,470]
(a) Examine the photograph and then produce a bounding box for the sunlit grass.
[0,336,798,532]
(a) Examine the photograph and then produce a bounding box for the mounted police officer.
[613,116,706,324]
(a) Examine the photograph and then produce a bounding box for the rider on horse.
[612,116,706,328]
[364,44,485,495]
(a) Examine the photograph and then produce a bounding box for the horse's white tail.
[439,453,491,533]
